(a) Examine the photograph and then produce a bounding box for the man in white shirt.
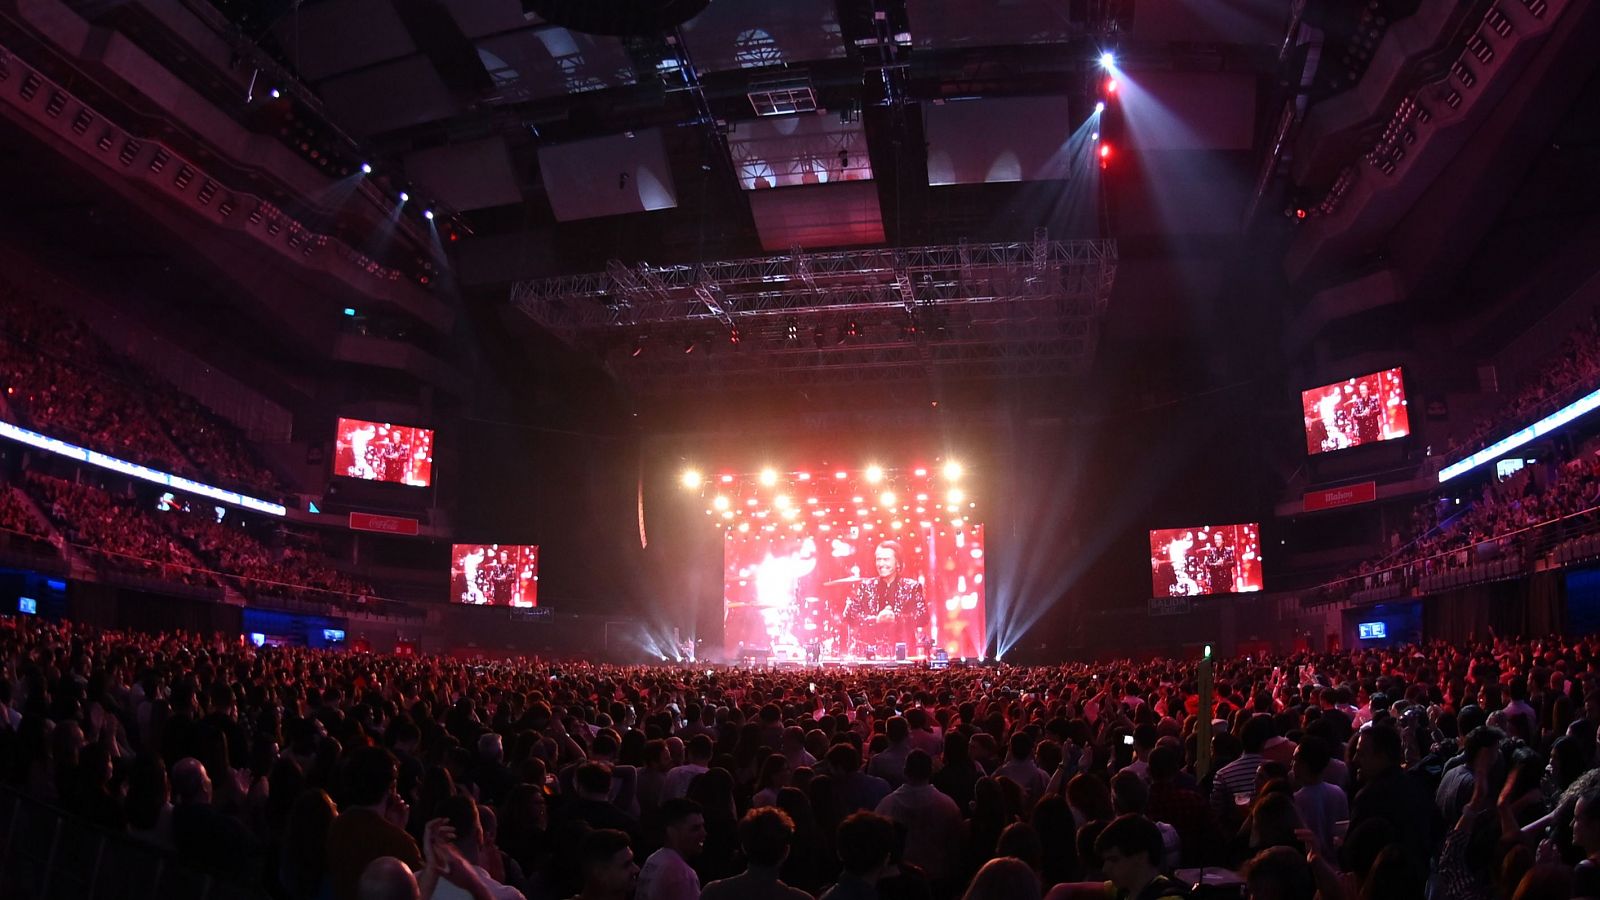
[661,734,712,801]
[993,732,1049,808]
[867,716,913,787]
[431,795,525,900]
[781,726,816,770]
[874,750,963,885]
[634,798,705,900]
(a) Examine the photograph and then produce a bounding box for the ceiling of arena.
[229,0,1285,333]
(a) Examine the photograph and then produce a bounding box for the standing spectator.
[994,732,1049,809]
[1089,815,1190,900]
[326,748,421,900]
[661,734,711,801]
[875,749,964,887]
[821,812,898,900]
[634,798,705,900]
[700,807,813,900]
[866,717,913,788]
[1290,737,1347,855]
[569,829,638,900]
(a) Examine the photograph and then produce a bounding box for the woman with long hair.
[752,752,790,808]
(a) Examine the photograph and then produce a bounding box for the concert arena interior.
[4,1,1600,899]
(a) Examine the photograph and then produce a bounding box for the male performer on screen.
[1349,380,1383,444]
[1201,531,1235,595]
[842,541,929,651]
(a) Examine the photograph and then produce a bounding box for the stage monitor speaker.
[895,642,907,660]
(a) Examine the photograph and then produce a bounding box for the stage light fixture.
[269,87,282,99]
[630,338,646,358]
[737,522,750,533]
[797,472,811,481]
[1091,131,1100,141]
[681,470,703,489]
[835,471,849,480]
[360,162,373,175]
[775,495,792,509]
[880,491,897,507]
[712,495,730,511]
[399,191,410,203]
[948,488,965,504]
[1104,77,1117,94]
[424,209,435,220]
[683,339,696,354]
[865,465,884,484]
[720,474,734,483]
[1100,51,1116,68]
[944,461,964,481]
[1095,101,1105,113]
[759,468,779,487]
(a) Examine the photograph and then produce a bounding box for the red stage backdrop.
[1149,523,1263,597]
[1301,367,1411,455]
[333,417,435,486]
[450,544,539,607]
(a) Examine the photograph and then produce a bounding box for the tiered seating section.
[0,279,279,495]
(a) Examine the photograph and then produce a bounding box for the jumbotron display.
[334,418,435,486]
[696,463,985,664]
[450,544,540,607]
[1149,523,1263,597]
[1301,367,1411,455]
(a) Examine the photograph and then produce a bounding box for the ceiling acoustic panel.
[924,96,1079,186]
[1128,0,1282,46]
[679,0,845,72]
[537,129,678,221]
[476,27,637,102]
[729,115,872,190]
[748,182,885,250]
[403,138,524,211]
[908,0,1077,50]
[272,0,417,81]
[442,0,534,38]
[318,57,461,136]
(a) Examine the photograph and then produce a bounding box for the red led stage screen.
[333,418,435,486]
[718,471,985,664]
[450,544,539,607]
[1301,367,1410,455]
[1149,523,1263,597]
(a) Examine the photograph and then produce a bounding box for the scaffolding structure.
[510,232,1117,392]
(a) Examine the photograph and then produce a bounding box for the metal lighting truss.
[511,233,1117,391]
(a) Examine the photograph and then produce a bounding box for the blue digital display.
[1358,621,1387,640]
[322,629,346,642]
[18,597,37,615]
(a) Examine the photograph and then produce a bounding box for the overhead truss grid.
[510,233,1117,391]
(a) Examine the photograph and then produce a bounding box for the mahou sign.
[1303,481,1377,512]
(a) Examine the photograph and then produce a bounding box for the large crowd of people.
[169,511,377,607]
[4,470,378,606]
[1328,448,1600,598]
[23,472,216,587]
[0,280,280,496]
[1445,313,1600,465]
[7,615,1600,900]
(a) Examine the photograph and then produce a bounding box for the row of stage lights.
[680,462,975,532]
[1095,51,1118,170]
[682,460,963,490]
[250,77,451,233]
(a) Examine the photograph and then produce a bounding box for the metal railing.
[1305,498,1600,606]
